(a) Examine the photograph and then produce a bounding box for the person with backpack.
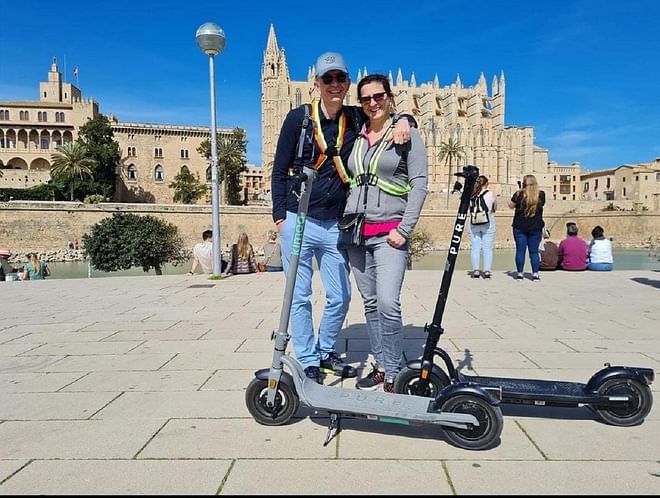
[271,52,413,384]
[341,74,428,393]
[468,175,497,279]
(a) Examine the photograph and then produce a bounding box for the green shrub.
[82,213,188,275]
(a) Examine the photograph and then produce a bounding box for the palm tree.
[50,142,97,201]
[437,137,465,208]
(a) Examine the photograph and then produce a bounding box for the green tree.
[169,168,209,204]
[76,114,121,199]
[438,137,465,208]
[50,142,97,201]
[197,128,248,205]
[407,227,433,269]
[82,213,188,275]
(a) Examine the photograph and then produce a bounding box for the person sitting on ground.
[22,253,51,280]
[261,230,283,272]
[0,248,15,281]
[558,222,588,271]
[587,225,614,271]
[188,229,214,275]
[539,228,559,271]
[224,232,258,276]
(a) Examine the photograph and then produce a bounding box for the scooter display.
[394,166,654,427]
[245,164,504,450]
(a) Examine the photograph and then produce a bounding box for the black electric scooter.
[395,166,654,427]
[245,164,504,450]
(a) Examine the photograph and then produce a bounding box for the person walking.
[508,174,545,280]
[558,222,588,271]
[271,52,412,384]
[587,225,614,271]
[468,175,496,279]
[342,74,428,393]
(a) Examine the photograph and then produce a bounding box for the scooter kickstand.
[323,413,341,447]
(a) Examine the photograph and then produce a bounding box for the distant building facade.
[0,59,258,204]
[261,25,550,196]
[581,160,660,210]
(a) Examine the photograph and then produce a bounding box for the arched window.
[180,165,190,174]
[180,149,189,159]
[127,164,137,180]
[153,147,163,158]
[295,88,302,107]
[154,165,164,182]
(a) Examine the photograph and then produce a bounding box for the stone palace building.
[0,59,263,204]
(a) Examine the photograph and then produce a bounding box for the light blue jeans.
[280,211,351,369]
[346,235,408,381]
[469,218,496,272]
[588,262,613,271]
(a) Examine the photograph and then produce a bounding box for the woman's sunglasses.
[358,92,388,105]
[320,73,348,85]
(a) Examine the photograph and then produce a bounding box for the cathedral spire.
[410,72,416,87]
[396,67,403,86]
[265,24,278,54]
[433,73,440,88]
[491,75,499,95]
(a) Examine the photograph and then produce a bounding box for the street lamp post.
[196,22,226,276]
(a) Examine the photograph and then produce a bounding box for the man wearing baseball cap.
[271,51,413,384]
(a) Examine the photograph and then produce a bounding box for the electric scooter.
[394,166,655,427]
[245,164,504,450]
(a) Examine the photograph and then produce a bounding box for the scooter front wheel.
[440,395,503,450]
[245,377,300,426]
[594,378,652,427]
[394,366,450,397]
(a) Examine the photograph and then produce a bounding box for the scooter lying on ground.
[395,166,654,427]
[246,164,503,450]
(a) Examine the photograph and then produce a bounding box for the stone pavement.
[0,268,659,495]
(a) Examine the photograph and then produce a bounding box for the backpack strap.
[296,104,312,160]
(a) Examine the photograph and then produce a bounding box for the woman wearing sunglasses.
[342,74,428,393]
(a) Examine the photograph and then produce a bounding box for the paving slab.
[0,270,658,494]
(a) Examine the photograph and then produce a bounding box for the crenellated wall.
[1,201,658,254]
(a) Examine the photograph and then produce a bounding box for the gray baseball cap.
[315,52,348,78]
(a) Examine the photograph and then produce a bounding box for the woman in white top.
[587,225,614,271]
[469,175,497,278]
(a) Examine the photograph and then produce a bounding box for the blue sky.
[1,0,658,171]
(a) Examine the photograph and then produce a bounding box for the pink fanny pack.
[363,221,400,238]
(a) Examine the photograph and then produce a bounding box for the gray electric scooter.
[245,164,504,450]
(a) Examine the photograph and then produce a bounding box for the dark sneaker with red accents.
[356,364,385,391]
[384,380,395,393]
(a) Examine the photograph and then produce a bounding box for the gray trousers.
[346,235,408,381]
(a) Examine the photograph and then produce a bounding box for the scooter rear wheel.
[245,377,300,426]
[394,367,450,397]
[440,395,503,450]
[594,378,652,427]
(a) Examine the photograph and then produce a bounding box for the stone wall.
[1,201,659,255]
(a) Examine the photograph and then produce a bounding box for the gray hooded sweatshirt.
[343,126,428,239]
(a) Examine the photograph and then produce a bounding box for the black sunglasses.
[320,73,348,84]
[358,92,388,105]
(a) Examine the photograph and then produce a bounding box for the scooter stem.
[420,165,479,384]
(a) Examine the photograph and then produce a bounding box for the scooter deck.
[462,375,593,406]
[300,379,476,428]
